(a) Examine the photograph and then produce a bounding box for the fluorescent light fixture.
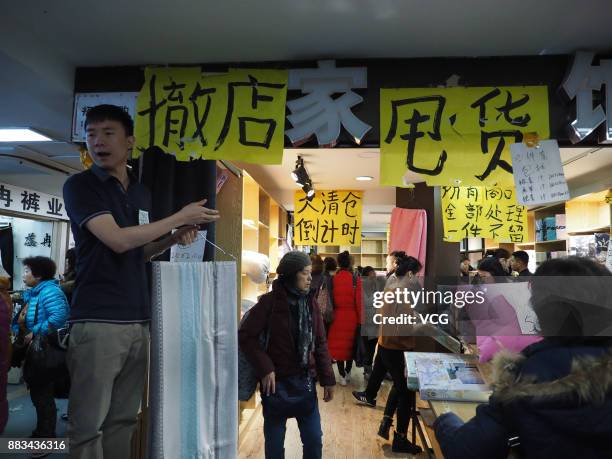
[356,176,373,181]
[0,128,53,142]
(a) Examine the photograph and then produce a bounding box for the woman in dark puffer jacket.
[434,257,612,459]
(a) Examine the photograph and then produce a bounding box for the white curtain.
[150,261,238,459]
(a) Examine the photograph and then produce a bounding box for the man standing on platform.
[63,105,220,459]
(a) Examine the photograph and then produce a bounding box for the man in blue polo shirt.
[63,104,220,459]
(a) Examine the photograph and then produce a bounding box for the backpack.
[238,304,272,401]
[317,274,334,324]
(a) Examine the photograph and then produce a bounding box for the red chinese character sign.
[380,86,549,187]
[293,190,363,246]
[441,186,528,243]
[134,67,288,164]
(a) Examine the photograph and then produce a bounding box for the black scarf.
[284,283,313,370]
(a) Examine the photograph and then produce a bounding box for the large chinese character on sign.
[286,60,372,147]
[134,68,288,164]
[562,51,612,144]
[441,186,528,242]
[294,190,363,246]
[380,86,549,187]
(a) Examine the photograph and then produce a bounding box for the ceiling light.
[356,176,373,181]
[291,156,309,186]
[302,180,315,201]
[0,128,53,142]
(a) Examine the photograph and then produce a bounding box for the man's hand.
[172,225,199,246]
[177,199,220,226]
[261,371,276,396]
[323,386,334,402]
[24,332,33,345]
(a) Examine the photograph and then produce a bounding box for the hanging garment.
[149,261,238,459]
[0,226,14,290]
[134,147,217,261]
[389,208,427,274]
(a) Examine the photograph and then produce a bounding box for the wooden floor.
[239,367,435,458]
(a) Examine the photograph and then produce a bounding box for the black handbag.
[10,332,29,368]
[261,374,316,419]
[22,299,68,384]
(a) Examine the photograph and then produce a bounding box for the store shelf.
[566,226,610,235]
[535,239,567,244]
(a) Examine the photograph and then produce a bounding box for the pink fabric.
[467,293,542,363]
[389,208,427,274]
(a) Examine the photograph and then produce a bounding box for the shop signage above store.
[562,51,612,144]
[133,67,288,164]
[72,92,139,142]
[441,185,528,243]
[293,190,363,246]
[0,182,68,221]
[380,86,549,187]
[286,60,371,147]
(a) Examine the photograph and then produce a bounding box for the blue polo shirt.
[63,165,152,323]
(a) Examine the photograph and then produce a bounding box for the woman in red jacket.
[327,251,362,386]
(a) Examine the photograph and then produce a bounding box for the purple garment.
[0,295,10,434]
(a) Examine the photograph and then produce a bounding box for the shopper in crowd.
[353,250,408,396]
[385,250,406,277]
[360,265,379,380]
[323,256,337,277]
[11,257,68,449]
[460,255,473,279]
[493,248,512,275]
[469,256,541,362]
[435,257,612,459]
[474,257,508,284]
[328,251,362,386]
[354,256,423,454]
[0,267,12,435]
[60,248,77,304]
[63,104,220,459]
[362,266,376,279]
[309,254,324,292]
[239,251,335,459]
[311,254,335,334]
[510,250,532,277]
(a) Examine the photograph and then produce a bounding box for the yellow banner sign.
[441,186,528,242]
[294,190,363,246]
[380,86,549,187]
[134,67,288,164]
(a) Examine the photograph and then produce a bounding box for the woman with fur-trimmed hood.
[434,257,612,459]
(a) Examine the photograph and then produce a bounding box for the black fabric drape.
[131,147,217,261]
[0,226,14,290]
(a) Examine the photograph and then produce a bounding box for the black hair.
[390,250,407,261]
[511,250,529,266]
[460,254,470,263]
[395,256,422,277]
[337,250,352,270]
[494,248,511,260]
[23,256,56,281]
[362,266,376,277]
[310,253,323,275]
[323,256,337,273]
[65,248,76,273]
[530,257,612,342]
[85,104,134,136]
[477,257,507,277]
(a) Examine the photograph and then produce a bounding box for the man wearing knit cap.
[239,250,335,458]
